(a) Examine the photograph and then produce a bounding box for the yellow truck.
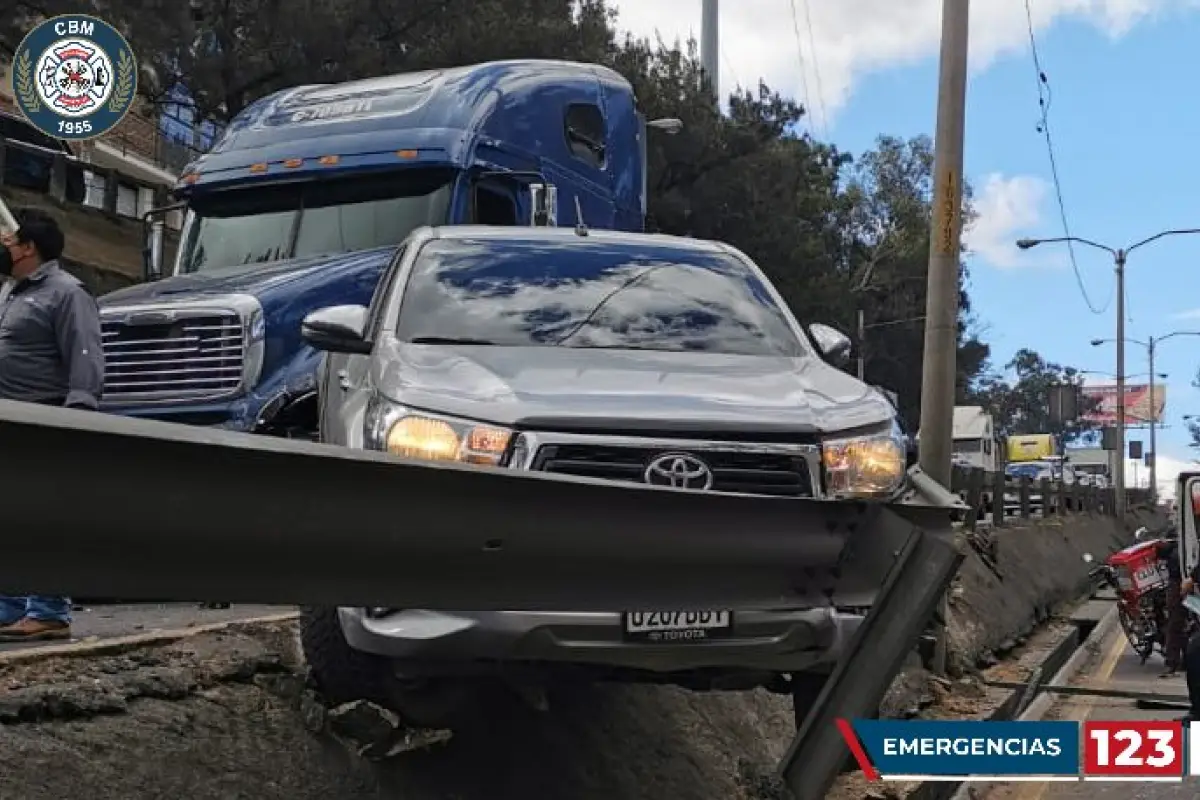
[1006,433,1057,463]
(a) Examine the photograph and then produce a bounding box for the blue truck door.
[553,76,616,230]
[596,75,644,232]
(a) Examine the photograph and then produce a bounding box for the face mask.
[0,248,12,277]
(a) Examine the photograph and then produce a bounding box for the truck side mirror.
[140,202,185,283]
[302,305,372,355]
[529,183,558,227]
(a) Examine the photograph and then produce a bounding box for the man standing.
[1160,533,1186,676]
[0,208,104,642]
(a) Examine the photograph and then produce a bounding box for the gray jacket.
[0,260,104,409]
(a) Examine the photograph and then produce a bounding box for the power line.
[1023,0,1113,315]
[786,0,814,136]
[798,0,829,135]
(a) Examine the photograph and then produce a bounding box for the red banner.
[1081,383,1166,425]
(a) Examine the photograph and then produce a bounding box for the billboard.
[1081,383,1166,425]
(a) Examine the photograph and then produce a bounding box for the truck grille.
[531,444,815,497]
[101,312,246,402]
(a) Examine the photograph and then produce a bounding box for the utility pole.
[857,308,866,380]
[918,0,970,488]
[1148,335,1157,502]
[1115,252,1127,518]
[918,0,969,680]
[701,0,719,99]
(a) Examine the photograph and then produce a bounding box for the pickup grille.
[531,444,815,497]
[101,312,245,402]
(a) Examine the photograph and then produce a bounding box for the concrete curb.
[0,611,300,665]
[946,602,1120,800]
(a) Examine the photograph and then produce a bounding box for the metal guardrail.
[0,399,955,610]
[949,464,1148,529]
[0,398,961,799]
[781,519,962,799]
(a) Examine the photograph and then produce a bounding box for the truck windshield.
[177,169,454,273]
[395,237,808,357]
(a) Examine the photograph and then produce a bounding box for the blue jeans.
[0,596,70,624]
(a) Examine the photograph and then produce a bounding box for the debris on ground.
[325,698,453,760]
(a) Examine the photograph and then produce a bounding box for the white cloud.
[607,0,1179,131]
[963,172,1049,267]
[1126,451,1198,497]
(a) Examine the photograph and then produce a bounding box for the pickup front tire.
[299,605,390,706]
[299,605,477,729]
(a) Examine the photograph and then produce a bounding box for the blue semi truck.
[96,59,677,437]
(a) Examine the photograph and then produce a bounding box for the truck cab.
[96,59,667,437]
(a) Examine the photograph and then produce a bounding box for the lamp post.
[1091,332,1200,501]
[1017,229,1200,516]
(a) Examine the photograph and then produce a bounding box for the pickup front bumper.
[338,605,866,675]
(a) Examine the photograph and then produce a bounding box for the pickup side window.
[565,103,606,169]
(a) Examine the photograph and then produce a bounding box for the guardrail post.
[991,469,1005,527]
[779,518,963,800]
[965,467,984,529]
[1019,476,1031,518]
[48,152,67,203]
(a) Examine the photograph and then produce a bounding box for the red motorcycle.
[1086,529,1181,664]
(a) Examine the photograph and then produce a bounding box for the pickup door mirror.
[302,305,372,354]
[808,323,853,364]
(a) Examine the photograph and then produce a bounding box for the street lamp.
[1017,229,1200,515]
[1078,370,1167,380]
[1091,331,1200,501]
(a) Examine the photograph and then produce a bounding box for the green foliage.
[970,348,1101,440]
[0,0,996,425]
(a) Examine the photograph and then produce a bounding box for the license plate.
[622,611,732,642]
[1134,564,1167,589]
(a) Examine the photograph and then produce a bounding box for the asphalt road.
[0,602,289,654]
[989,616,1196,800]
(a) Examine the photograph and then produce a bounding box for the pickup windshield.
[394,237,808,357]
[177,168,454,273]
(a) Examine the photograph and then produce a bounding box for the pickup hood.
[375,343,895,436]
[100,247,397,307]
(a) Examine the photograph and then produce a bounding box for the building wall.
[0,61,183,282]
[0,61,194,180]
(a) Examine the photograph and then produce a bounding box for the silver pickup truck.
[299,224,913,728]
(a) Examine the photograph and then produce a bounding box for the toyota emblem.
[643,453,714,491]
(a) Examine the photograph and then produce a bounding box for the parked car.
[298,224,911,728]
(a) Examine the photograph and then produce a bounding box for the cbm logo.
[12,15,137,141]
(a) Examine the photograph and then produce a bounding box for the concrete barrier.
[943,511,1136,676]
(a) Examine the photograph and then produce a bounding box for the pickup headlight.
[365,397,513,466]
[821,429,907,498]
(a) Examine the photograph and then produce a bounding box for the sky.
[608,0,1200,496]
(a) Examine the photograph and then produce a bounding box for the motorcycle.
[1084,527,1191,664]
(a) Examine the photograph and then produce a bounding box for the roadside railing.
[949,464,1149,529]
